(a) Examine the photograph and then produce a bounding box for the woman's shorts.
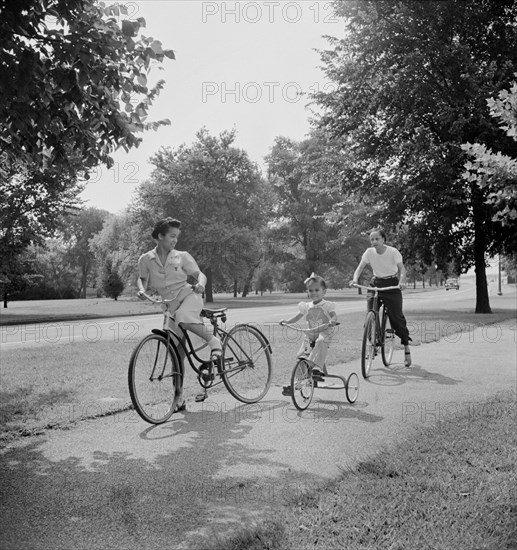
[174,292,204,324]
[161,285,204,325]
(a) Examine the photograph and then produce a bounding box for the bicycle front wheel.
[381,307,395,366]
[291,359,314,411]
[128,334,181,424]
[220,324,272,403]
[361,311,377,379]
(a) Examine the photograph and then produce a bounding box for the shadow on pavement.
[0,403,330,550]
[366,363,460,387]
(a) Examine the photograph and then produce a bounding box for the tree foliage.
[89,210,143,290]
[0,164,81,262]
[462,78,517,227]
[101,259,124,300]
[265,134,365,290]
[0,0,175,303]
[133,129,270,300]
[316,0,517,312]
[0,0,174,176]
[61,206,111,298]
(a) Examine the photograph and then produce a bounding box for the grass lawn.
[210,390,516,550]
[0,307,515,441]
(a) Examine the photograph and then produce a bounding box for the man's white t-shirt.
[361,246,402,278]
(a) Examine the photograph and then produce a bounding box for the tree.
[462,78,517,228]
[0,0,174,301]
[62,206,110,298]
[254,263,276,295]
[265,134,364,290]
[89,210,144,291]
[101,259,124,300]
[133,129,270,301]
[0,165,82,305]
[0,0,173,176]
[315,0,517,313]
[12,241,79,300]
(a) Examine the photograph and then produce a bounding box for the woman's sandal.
[404,350,412,367]
[210,348,222,361]
[174,400,187,413]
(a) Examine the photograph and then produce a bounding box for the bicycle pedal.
[195,392,207,402]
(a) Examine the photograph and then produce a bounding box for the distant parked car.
[445,278,460,290]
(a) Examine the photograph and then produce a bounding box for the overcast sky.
[79,0,342,212]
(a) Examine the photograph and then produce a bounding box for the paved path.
[1,310,515,549]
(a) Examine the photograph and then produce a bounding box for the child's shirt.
[138,248,200,300]
[298,300,336,329]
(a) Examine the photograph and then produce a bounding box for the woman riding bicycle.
[136,217,222,410]
[350,228,412,367]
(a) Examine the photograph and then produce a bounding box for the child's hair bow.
[304,272,317,284]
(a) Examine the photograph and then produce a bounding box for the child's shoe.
[312,368,325,382]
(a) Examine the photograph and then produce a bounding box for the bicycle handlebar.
[352,283,400,292]
[139,292,176,305]
[138,285,199,305]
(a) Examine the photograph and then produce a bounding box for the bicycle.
[128,292,273,424]
[280,322,359,411]
[352,283,399,378]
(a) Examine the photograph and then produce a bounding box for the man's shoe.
[282,385,292,396]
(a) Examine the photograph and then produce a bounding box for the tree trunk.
[472,187,491,313]
[242,283,249,298]
[205,267,213,303]
[233,279,238,298]
[3,291,7,308]
[81,266,87,299]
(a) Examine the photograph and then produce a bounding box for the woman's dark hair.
[369,227,387,241]
[152,217,181,240]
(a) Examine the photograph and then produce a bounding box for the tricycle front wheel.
[291,359,314,411]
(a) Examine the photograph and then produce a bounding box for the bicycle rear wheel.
[345,372,359,403]
[381,307,395,366]
[128,334,181,424]
[291,359,314,411]
[220,324,272,403]
[361,311,377,379]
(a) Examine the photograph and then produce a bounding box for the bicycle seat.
[201,308,228,318]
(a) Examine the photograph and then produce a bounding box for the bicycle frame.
[143,292,271,390]
[353,284,399,377]
[129,292,273,423]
